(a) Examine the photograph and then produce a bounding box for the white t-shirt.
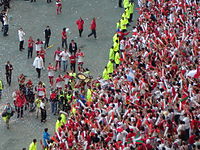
[60,51,70,61]
[18,30,25,41]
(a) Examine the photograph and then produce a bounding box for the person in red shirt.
[54,47,62,71]
[61,28,67,49]
[69,54,76,72]
[88,18,97,39]
[76,49,84,72]
[15,90,26,118]
[56,0,62,15]
[76,17,84,37]
[27,36,34,59]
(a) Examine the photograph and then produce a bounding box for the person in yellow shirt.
[86,88,92,102]
[109,46,115,60]
[123,0,129,9]
[128,2,134,22]
[55,117,63,131]
[0,79,3,99]
[60,113,66,124]
[107,60,114,74]
[29,139,37,150]
[35,97,42,118]
[102,66,110,80]
[113,40,119,52]
[115,51,121,68]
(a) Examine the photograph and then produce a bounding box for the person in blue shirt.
[43,128,50,148]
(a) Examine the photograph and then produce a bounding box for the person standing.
[35,39,43,55]
[0,79,3,99]
[43,128,50,148]
[40,99,46,123]
[69,40,77,55]
[47,0,51,3]
[76,17,84,37]
[69,54,76,72]
[18,28,25,51]
[33,54,44,78]
[39,47,46,67]
[56,0,62,15]
[28,36,34,59]
[54,47,62,71]
[61,28,67,49]
[44,26,51,48]
[5,61,13,86]
[0,10,5,32]
[3,15,9,36]
[29,139,37,150]
[2,103,14,129]
[88,18,97,39]
[60,48,70,72]
[15,90,26,118]
[47,63,55,87]
[76,49,85,72]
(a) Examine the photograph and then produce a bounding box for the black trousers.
[88,29,96,38]
[129,13,133,22]
[28,47,33,58]
[17,106,23,118]
[19,40,24,50]
[79,29,83,37]
[41,109,46,122]
[3,25,8,36]
[36,68,41,78]
[70,63,76,72]
[44,37,50,48]
[62,39,68,49]
[6,73,11,86]
[119,0,123,7]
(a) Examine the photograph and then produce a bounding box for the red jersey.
[62,31,67,39]
[76,19,84,30]
[69,55,76,64]
[90,20,96,30]
[40,50,46,59]
[28,39,34,48]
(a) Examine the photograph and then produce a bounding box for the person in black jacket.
[69,40,77,55]
[44,26,51,48]
[5,61,13,86]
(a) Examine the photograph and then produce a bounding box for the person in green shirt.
[29,139,37,150]
[35,97,42,118]
[123,0,129,9]
[60,113,66,124]
[113,40,119,52]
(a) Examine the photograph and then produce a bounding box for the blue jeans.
[51,101,57,114]
[62,60,68,72]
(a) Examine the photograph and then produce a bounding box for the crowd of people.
[0,0,199,149]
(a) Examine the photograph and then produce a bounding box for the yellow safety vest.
[35,99,41,108]
[115,52,120,65]
[0,80,3,90]
[107,61,114,74]
[102,68,109,80]
[29,142,37,150]
[109,48,115,60]
[55,120,63,131]
[86,89,92,102]
[60,114,66,124]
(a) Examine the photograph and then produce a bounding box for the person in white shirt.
[33,54,44,78]
[60,48,70,72]
[3,15,9,36]
[18,28,25,51]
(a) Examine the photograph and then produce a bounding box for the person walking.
[29,139,37,150]
[2,103,14,129]
[40,99,46,123]
[5,61,13,86]
[44,26,51,48]
[61,28,67,49]
[88,18,97,39]
[43,128,50,148]
[18,28,25,51]
[0,10,5,32]
[33,54,44,78]
[35,97,42,118]
[28,36,34,59]
[0,79,3,99]
[60,48,70,72]
[3,15,9,36]
[76,17,84,37]
[47,63,55,87]
[69,39,77,55]
[35,39,43,55]
[56,0,62,15]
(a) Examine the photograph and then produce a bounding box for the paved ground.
[0,0,138,149]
